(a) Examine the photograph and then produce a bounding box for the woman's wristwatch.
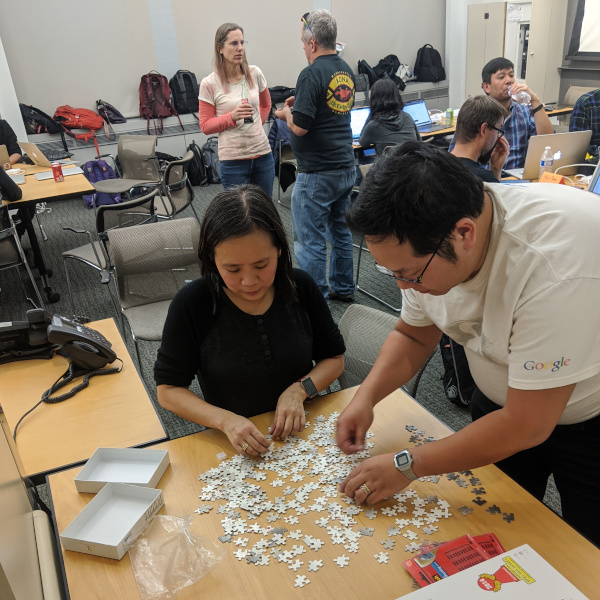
[296,376,319,399]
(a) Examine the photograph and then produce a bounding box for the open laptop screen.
[403,99,432,127]
[351,107,370,140]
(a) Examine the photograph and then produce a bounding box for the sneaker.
[328,292,354,303]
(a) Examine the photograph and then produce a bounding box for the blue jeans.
[220,152,275,197]
[291,167,356,298]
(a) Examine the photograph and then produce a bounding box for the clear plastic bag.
[129,515,225,600]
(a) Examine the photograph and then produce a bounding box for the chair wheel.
[45,288,60,303]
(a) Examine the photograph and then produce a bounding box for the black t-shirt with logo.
[291,54,355,172]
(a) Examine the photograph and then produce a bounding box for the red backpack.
[139,71,183,135]
[54,105,104,155]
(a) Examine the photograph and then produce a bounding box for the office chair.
[107,217,201,370]
[61,189,159,319]
[154,151,201,224]
[94,134,161,199]
[0,205,45,309]
[337,304,433,398]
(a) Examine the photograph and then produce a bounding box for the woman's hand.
[223,414,270,457]
[271,383,307,440]
[231,102,254,123]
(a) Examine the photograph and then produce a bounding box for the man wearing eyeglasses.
[336,142,600,547]
[450,96,509,182]
[275,10,356,302]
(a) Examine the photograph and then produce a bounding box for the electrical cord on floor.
[12,359,123,442]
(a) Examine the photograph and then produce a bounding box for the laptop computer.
[34,165,84,180]
[403,99,448,133]
[351,106,371,143]
[586,161,600,196]
[0,145,10,166]
[8,172,25,185]
[18,141,76,168]
[504,130,593,180]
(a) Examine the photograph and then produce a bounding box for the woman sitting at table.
[154,184,345,457]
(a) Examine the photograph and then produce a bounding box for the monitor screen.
[403,100,431,127]
[351,107,370,139]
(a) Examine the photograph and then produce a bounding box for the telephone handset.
[48,315,116,370]
[0,309,116,369]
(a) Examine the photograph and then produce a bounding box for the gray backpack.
[202,136,221,184]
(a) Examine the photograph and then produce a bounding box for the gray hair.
[302,9,337,50]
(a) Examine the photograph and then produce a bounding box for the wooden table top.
[47,387,598,600]
[2,162,93,205]
[0,318,166,478]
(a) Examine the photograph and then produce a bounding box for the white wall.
[0,0,446,123]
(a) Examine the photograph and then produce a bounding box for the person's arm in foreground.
[339,382,573,504]
[336,317,442,455]
[271,355,344,441]
[157,384,270,457]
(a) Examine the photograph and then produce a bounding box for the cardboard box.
[74,448,170,493]
[60,483,164,560]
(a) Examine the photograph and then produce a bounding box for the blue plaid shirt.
[569,88,600,147]
[448,100,537,170]
[504,101,537,170]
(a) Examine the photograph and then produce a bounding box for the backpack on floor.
[139,71,183,135]
[169,70,199,116]
[81,159,122,209]
[54,105,104,155]
[202,136,221,184]
[19,103,71,155]
[439,334,475,408]
[357,59,378,87]
[414,44,446,83]
[187,140,208,186]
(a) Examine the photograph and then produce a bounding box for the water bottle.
[539,146,554,179]
[508,88,531,106]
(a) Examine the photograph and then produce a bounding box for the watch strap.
[531,103,544,115]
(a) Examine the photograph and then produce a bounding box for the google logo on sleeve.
[523,357,571,373]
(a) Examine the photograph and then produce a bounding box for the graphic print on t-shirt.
[326,71,354,114]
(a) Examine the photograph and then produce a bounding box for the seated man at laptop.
[0,119,22,166]
[569,88,600,148]
[481,57,552,170]
[450,96,509,182]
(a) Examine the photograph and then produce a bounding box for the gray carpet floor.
[1,179,560,514]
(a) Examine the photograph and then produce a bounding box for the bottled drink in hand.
[509,88,531,106]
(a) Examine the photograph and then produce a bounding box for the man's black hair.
[481,57,514,85]
[346,142,485,261]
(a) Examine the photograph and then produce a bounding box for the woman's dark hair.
[368,78,404,122]
[198,184,296,310]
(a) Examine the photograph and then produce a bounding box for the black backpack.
[169,70,200,116]
[19,103,70,155]
[414,44,446,83]
[269,86,295,105]
[187,140,208,186]
[202,137,221,184]
[439,335,476,408]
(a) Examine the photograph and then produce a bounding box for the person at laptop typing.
[450,96,509,182]
[0,119,22,166]
[359,78,421,155]
[480,57,552,170]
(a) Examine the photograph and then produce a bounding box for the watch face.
[301,377,318,398]
[395,452,410,468]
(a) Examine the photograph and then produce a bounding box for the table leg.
[22,207,60,303]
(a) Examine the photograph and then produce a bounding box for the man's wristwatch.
[393,450,418,481]
[297,376,319,399]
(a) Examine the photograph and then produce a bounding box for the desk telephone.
[0,309,116,369]
[1,310,121,441]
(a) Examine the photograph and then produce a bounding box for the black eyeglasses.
[301,13,313,36]
[487,123,505,139]
[375,235,446,284]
